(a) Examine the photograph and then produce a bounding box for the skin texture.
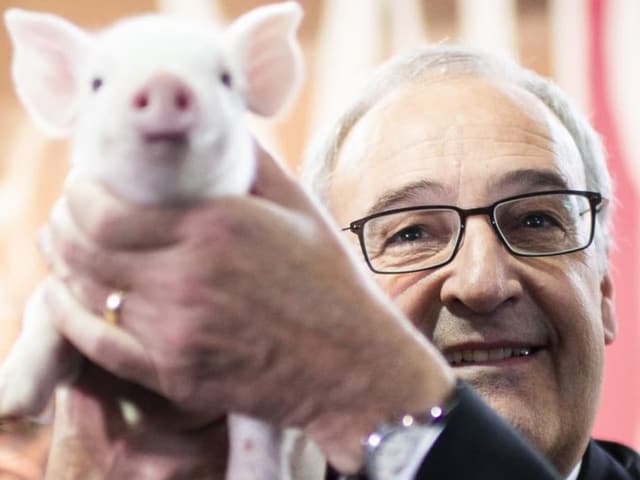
[41,144,454,476]
[39,75,616,477]
[45,364,229,479]
[328,75,617,475]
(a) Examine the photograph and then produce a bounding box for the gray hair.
[301,45,612,269]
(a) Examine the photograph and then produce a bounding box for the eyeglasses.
[342,190,606,274]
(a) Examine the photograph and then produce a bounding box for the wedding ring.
[103,290,127,326]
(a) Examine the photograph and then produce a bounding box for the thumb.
[250,141,316,213]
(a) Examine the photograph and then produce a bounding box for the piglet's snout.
[131,73,198,143]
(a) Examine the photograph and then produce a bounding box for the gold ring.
[103,290,126,326]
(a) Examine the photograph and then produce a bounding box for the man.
[39,46,639,478]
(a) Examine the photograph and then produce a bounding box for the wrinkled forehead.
[329,75,586,222]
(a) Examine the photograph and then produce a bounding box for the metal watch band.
[362,379,464,479]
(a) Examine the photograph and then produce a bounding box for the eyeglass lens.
[494,193,592,255]
[361,193,593,273]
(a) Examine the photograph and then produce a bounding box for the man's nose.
[440,217,523,314]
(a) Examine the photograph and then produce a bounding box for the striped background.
[0,0,638,476]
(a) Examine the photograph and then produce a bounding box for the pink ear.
[4,9,91,137]
[228,2,303,117]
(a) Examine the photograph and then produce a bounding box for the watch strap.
[363,380,463,479]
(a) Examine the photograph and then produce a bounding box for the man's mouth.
[443,346,541,366]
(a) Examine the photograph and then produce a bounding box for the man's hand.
[42,144,455,473]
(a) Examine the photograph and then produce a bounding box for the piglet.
[1,4,323,479]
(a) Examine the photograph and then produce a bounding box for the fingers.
[43,198,148,294]
[42,277,231,421]
[74,363,217,432]
[250,141,320,213]
[43,277,160,395]
[64,179,184,249]
[306,412,368,474]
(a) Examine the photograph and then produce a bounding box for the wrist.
[306,333,456,474]
[362,380,462,480]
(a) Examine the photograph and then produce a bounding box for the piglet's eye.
[220,71,232,88]
[91,78,103,92]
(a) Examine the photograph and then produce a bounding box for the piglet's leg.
[0,285,81,419]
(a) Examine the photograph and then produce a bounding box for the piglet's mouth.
[143,131,189,144]
[444,346,543,366]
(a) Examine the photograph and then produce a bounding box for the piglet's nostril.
[175,90,190,110]
[131,75,198,142]
[131,76,194,115]
[134,92,149,109]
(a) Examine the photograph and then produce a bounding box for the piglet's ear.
[228,2,303,117]
[4,9,92,137]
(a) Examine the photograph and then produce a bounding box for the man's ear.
[600,272,617,345]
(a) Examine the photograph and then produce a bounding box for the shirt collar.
[566,461,582,480]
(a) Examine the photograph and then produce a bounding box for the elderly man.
[40,46,639,479]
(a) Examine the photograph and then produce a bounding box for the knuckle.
[86,208,120,245]
[59,237,88,268]
[59,238,117,286]
[73,279,103,315]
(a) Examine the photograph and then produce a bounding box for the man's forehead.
[336,76,575,169]
[329,75,585,218]
[363,168,571,216]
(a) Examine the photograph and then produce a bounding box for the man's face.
[328,75,617,474]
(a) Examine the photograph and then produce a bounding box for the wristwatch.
[363,385,461,480]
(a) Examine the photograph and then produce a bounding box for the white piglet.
[1,4,324,479]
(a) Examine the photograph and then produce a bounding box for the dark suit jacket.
[327,384,640,479]
[578,439,640,479]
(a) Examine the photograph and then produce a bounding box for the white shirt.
[567,462,582,480]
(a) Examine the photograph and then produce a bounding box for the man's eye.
[521,213,559,228]
[388,225,426,243]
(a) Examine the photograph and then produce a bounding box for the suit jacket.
[578,439,640,479]
[326,384,640,479]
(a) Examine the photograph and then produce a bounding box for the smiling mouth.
[444,346,541,366]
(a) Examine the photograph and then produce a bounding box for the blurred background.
[0,0,638,477]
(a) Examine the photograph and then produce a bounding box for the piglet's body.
[1,4,323,479]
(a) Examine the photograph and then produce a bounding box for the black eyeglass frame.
[342,189,605,275]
